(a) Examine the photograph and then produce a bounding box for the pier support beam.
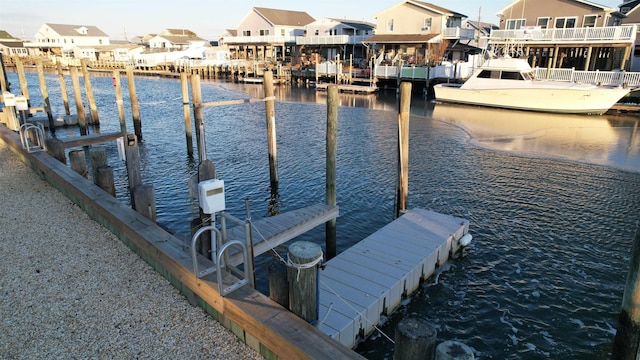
[613,220,640,359]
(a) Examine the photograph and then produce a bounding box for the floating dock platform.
[315,83,378,94]
[316,208,470,348]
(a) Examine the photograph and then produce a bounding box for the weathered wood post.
[180,72,193,156]
[393,318,437,360]
[14,57,30,108]
[96,166,116,197]
[132,184,156,222]
[35,58,56,132]
[263,70,279,192]
[395,81,412,219]
[287,241,322,323]
[190,74,204,161]
[613,220,640,359]
[0,53,9,92]
[326,84,338,260]
[69,150,88,178]
[126,66,142,140]
[80,59,99,125]
[124,133,142,208]
[112,70,127,134]
[56,62,71,115]
[268,260,289,308]
[89,148,107,181]
[69,66,88,135]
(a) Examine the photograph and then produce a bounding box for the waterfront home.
[222,7,315,63]
[297,18,375,66]
[462,20,499,49]
[363,1,480,66]
[94,41,146,62]
[0,30,29,58]
[148,29,208,51]
[31,23,110,60]
[619,1,640,70]
[490,0,634,71]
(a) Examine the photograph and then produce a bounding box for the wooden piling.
[90,148,108,184]
[14,57,30,107]
[0,53,8,92]
[180,73,193,156]
[288,241,322,323]
[113,70,127,134]
[96,166,116,197]
[69,149,88,178]
[393,318,437,360]
[81,59,99,125]
[326,85,338,260]
[263,71,279,191]
[268,260,289,308]
[126,66,142,140]
[69,66,88,135]
[613,220,640,360]
[132,184,156,222]
[190,74,204,162]
[56,62,71,115]
[124,134,142,208]
[395,82,412,219]
[35,58,56,131]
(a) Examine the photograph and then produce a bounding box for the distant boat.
[433,57,630,115]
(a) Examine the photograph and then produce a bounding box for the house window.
[423,17,432,30]
[243,30,251,36]
[583,15,597,27]
[281,29,285,36]
[555,17,577,28]
[506,19,526,30]
[315,30,319,36]
[536,17,550,29]
[387,18,394,31]
[259,29,270,36]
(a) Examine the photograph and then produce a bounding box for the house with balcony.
[490,0,633,71]
[148,29,207,51]
[619,0,640,70]
[32,23,110,60]
[222,7,315,63]
[296,18,375,66]
[363,0,478,67]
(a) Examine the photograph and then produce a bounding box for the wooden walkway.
[225,204,339,266]
[316,208,470,348]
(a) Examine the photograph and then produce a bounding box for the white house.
[148,29,207,50]
[33,23,109,59]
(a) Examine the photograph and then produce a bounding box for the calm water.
[7,70,640,359]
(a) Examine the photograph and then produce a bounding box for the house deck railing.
[488,25,637,44]
[296,35,373,45]
[442,27,476,40]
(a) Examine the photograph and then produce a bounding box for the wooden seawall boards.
[316,208,470,348]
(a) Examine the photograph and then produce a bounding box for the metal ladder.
[190,220,251,297]
[19,123,47,153]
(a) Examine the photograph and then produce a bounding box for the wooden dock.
[315,83,378,94]
[316,208,469,348]
[225,204,339,266]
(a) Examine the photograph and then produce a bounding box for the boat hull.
[433,84,629,115]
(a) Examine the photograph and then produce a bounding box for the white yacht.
[433,57,630,115]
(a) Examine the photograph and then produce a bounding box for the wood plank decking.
[225,204,339,266]
[315,83,378,94]
[316,208,470,349]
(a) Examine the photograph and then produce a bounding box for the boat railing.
[534,67,640,87]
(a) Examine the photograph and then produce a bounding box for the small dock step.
[225,203,339,265]
[316,208,470,349]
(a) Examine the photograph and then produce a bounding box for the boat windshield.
[521,71,534,80]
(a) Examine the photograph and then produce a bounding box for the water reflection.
[432,103,640,173]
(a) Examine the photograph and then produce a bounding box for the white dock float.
[317,208,470,349]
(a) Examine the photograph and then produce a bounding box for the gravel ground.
[0,141,264,360]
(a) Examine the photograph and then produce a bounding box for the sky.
[0,0,625,41]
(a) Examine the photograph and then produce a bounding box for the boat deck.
[316,208,469,348]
